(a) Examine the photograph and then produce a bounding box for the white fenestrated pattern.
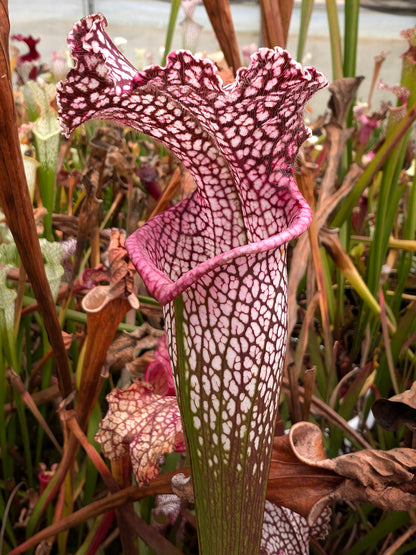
[57,14,327,552]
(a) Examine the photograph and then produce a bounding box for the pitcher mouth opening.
[125,193,312,306]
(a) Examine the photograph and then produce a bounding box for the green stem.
[161,0,181,66]
[343,0,359,78]
[22,295,159,332]
[296,0,314,62]
[0,349,13,481]
[37,166,55,240]
[325,0,343,80]
[391,170,416,315]
[332,100,416,227]
[342,0,359,167]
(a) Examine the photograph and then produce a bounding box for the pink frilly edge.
[125,185,312,306]
[56,13,320,306]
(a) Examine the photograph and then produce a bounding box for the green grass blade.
[346,511,410,555]
[296,0,314,62]
[325,0,343,80]
[376,299,416,396]
[0,348,13,481]
[343,0,359,78]
[161,0,181,67]
[332,101,416,227]
[391,169,416,315]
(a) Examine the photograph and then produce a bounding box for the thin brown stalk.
[100,190,124,229]
[111,458,139,555]
[3,382,62,415]
[149,165,182,219]
[281,378,372,449]
[0,1,72,399]
[7,368,62,453]
[61,410,120,492]
[328,367,361,409]
[381,524,416,555]
[367,51,388,110]
[202,0,241,74]
[63,409,138,554]
[259,0,294,48]
[303,367,316,421]
[9,474,185,555]
[90,220,101,268]
[286,362,303,422]
[379,288,400,395]
[297,162,333,372]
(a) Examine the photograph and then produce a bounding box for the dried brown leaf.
[268,421,416,524]
[327,77,365,128]
[107,228,139,305]
[289,422,416,516]
[372,381,416,431]
[105,323,164,374]
[267,425,342,518]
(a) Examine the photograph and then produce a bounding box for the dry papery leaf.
[104,323,165,376]
[268,421,416,525]
[106,228,138,302]
[372,381,416,431]
[327,77,364,128]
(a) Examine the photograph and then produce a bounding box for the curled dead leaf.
[288,422,416,520]
[76,229,140,430]
[171,473,194,503]
[105,324,165,375]
[270,421,416,523]
[372,381,416,431]
[107,228,139,309]
[328,76,365,127]
[267,423,343,519]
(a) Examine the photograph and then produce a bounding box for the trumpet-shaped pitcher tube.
[57,13,327,552]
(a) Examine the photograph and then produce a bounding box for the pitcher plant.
[57,13,327,553]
